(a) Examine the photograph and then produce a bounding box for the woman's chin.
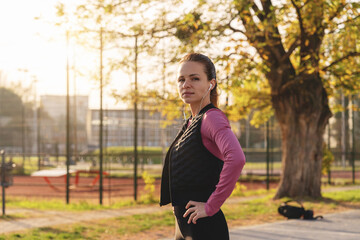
[181,97,201,106]
[183,100,199,106]
[181,98,193,104]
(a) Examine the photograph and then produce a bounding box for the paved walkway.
[159,210,360,240]
[1,185,359,238]
[228,210,360,240]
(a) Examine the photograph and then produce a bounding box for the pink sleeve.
[201,109,246,217]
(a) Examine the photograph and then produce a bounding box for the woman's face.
[177,61,213,105]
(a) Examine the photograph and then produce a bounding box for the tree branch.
[251,1,288,64]
[236,1,265,45]
[112,0,133,7]
[260,0,272,15]
[228,14,246,35]
[326,15,360,34]
[281,37,300,62]
[321,2,348,33]
[322,52,360,71]
[105,30,137,38]
[329,2,347,22]
[251,2,265,22]
[290,0,305,37]
[228,23,246,35]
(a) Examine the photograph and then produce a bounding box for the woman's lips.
[182,92,194,97]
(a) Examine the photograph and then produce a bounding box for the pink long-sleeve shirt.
[188,108,246,216]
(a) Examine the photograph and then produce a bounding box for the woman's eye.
[192,78,199,81]
[178,78,184,82]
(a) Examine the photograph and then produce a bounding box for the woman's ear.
[210,79,216,90]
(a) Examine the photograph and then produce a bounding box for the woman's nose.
[183,79,191,88]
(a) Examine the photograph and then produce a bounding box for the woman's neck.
[190,99,211,117]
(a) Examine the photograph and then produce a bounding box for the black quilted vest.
[160,103,224,206]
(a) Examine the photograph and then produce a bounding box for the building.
[40,95,88,124]
[40,95,89,155]
[87,109,182,149]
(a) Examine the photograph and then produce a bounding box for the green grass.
[322,178,360,186]
[223,195,276,221]
[323,189,360,201]
[5,187,274,212]
[91,146,165,164]
[0,213,26,221]
[114,211,174,235]
[7,198,110,211]
[2,187,359,239]
[330,166,360,171]
[242,162,282,170]
[6,196,156,212]
[224,188,360,225]
[0,227,92,240]
[0,211,175,240]
[10,157,43,175]
[95,146,164,154]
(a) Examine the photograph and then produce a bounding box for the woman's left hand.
[183,200,208,224]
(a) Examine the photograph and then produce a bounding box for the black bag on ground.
[278,200,323,220]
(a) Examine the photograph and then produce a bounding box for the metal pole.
[134,35,139,201]
[73,47,78,163]
[99,26,104,205]
[22,104,26,166]
[161,46,166,164]
[66,30,71,204]
[1,150,5,216]
[142,103,145,171]
[33,81,37,166]
[270,116,274,176]
[266,120,270,190]
[352,95,355,184]
[37,105,41,170]
[327,120,331,184]
[341,90,346,167]
[105,108,110,205]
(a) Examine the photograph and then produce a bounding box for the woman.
[160,53,246,240]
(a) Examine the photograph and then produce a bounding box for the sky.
[0,0,129,109]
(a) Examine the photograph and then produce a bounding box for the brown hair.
[180,53,219,107]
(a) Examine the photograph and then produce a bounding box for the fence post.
[266,120,270,190]
[327,120,331,184]
[1,150,5,216]
[352,95,356,184]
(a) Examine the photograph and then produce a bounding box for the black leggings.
[173,205,229,240]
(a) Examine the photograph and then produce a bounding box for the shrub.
[140,171,156,204]
[231,182,247,197]
[322,143,334,175]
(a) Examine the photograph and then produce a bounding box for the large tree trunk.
[272,73,332,199]
[235,0,334,198]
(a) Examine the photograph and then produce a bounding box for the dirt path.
[1,205,171,234]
